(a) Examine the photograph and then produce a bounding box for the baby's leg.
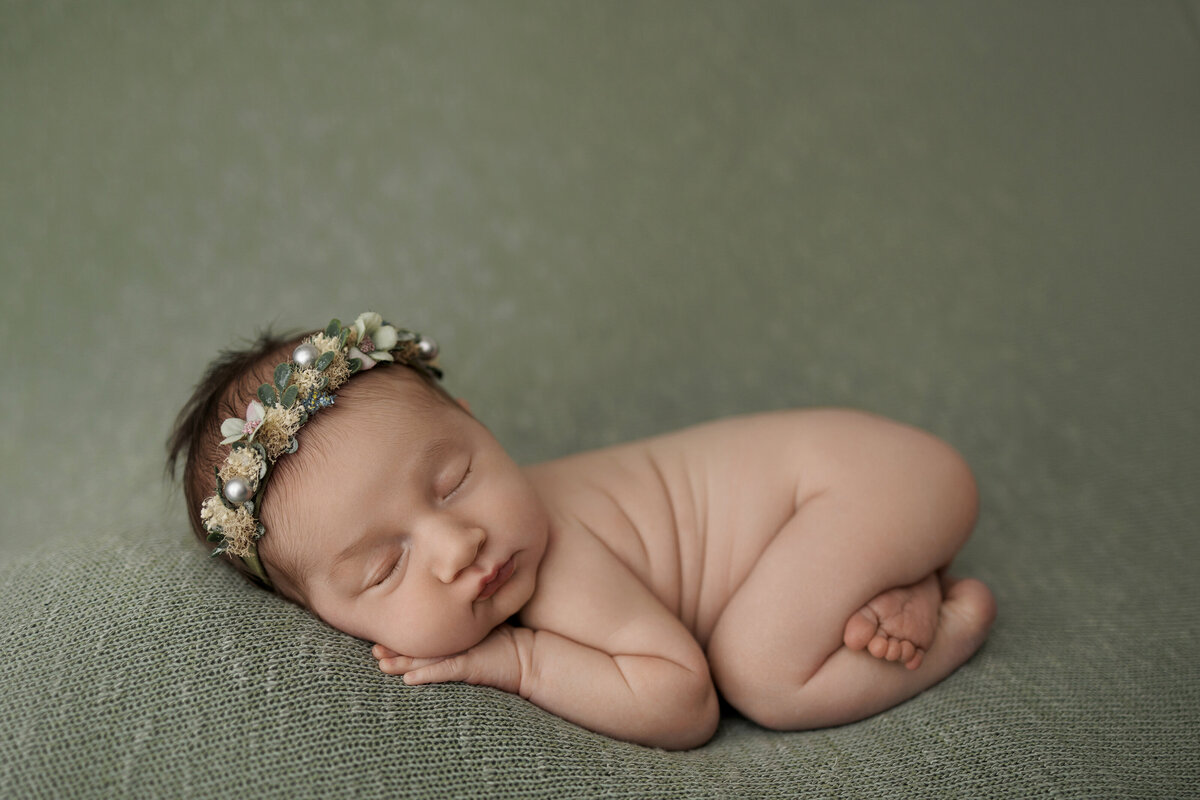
[756,573,994,729]
[705,410,995,730]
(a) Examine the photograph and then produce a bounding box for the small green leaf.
[347,357,362,374]
[258,383,278,407]
[325,319,341,338]
[286,437,299,454]
[338,328,349,348]
[207,530,223,543]
[274,363,292,393]
[281,384,299,408]
[316,351,334,371]
[210,543,228,558]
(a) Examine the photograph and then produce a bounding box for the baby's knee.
[826,409,980,533]
[917,432,979,536]
[880,416,980,548]
[936,438,980,546]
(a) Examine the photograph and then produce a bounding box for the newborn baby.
[169,313,995,750]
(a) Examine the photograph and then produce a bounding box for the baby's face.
[265,380,549,658]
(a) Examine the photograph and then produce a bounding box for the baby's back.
[523,410,814,646]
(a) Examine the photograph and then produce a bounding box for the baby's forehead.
[313,388,459,465]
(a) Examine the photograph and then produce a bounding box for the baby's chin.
[390,627,490,660]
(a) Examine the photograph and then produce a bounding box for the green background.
[2,2,1198,797]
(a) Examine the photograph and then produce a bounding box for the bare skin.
[844,572,944,670]
[264,373,995,749]
[512,408,995,732]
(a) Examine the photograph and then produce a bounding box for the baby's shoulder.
[528,409,812,475]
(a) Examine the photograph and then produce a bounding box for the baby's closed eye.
[371,552,406,587]
[441,461,472,501]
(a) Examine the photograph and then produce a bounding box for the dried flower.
[200,496,258,557]
[255,404,304,460]
[349,311,400,369]
[218,445,265,487]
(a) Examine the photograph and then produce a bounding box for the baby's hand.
[372,625,527,696]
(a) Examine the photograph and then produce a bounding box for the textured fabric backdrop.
[2,2,1198,797]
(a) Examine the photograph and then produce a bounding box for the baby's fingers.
[400,657,461,686]
[375,652,448,676]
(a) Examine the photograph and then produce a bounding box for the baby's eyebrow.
[412,436,456,475]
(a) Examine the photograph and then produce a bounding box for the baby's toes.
[843,609,880,652]
[868,635,890,660]
[905,648,926,671]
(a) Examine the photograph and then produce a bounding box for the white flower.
[352,311,399,368]
[219,400,266,445]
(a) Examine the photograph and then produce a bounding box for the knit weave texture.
[2,527,1197,798]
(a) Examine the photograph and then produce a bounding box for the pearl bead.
[292,343,319,369]
[222,477,252,505]
[416,336,438,361]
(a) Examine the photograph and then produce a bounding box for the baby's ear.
[455,397,472,414]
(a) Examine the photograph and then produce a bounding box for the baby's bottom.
[705,411,996,730]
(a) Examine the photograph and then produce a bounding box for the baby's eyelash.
[375,557,402,587]
[443,463,472,500]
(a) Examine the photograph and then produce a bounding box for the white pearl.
[222,477,252,505]
[292,343,319,369]
[416,336,438,361]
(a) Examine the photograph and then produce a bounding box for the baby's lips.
[475,555,516,601]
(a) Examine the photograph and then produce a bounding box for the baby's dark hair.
[165,327,455,590]
[166,328,307,588]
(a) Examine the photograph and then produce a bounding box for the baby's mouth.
[475,555,516,602]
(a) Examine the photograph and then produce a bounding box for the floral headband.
[200,312,442,588]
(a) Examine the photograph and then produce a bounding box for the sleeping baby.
[168,312,995,750]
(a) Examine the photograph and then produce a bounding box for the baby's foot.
[843,572,942,670]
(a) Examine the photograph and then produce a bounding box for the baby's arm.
[376,526,720,750]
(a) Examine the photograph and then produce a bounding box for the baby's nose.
[431,524,485,583]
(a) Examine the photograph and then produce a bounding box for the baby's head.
[167,313,548,658]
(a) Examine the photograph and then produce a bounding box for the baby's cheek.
[382,615,490,660]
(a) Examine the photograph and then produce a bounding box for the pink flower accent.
[220,400,267,445]
[348,346,377,370]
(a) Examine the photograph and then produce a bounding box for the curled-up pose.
[170,312,996,750]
